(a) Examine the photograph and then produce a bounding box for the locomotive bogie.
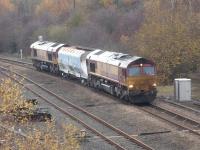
[87,73,157,104]
[88,74,120,95]
[32,59,59,74]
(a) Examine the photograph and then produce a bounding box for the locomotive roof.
[30,41,65,52]
[58,46,86,57]
[86,49,143,68]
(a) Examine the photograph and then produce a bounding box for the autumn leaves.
[134,0,200,84]
[0,77,80,149]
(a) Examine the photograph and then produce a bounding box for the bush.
[0,77,80,149]
[134,0,200,84]
[0,77,34,115]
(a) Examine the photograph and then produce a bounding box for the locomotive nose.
[127,76,156,92]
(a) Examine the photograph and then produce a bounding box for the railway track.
[1,56,200,148]
[1,56,200,114]
[139,104,200,137]
[0,65,153,150]
[0,56,33,69]
[160,99,200,114]
[193,100,200,107]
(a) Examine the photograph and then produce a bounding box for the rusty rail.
[140,104,200,137]
[161,99,200,114]
[0,65,154,150]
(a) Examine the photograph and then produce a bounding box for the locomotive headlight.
[129,85,134,88]
[153,83,157,87]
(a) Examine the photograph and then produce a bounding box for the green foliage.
[0,0,200,85]
[99,0,114,8]
[35,0,70,16]
[134,0,200,84]
[47,25,69,42]
[67,13,83,29]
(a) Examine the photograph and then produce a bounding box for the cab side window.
[128,67,140,76]
[33,49,37,57]
[48,53,52,61]
[90,63,96,72]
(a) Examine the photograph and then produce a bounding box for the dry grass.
[157,73,200,100]
[157,86,173,97]
[189,73,200,100]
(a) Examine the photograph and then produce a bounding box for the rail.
[139,104,200,137]
[161,99,200,114]
[0,65,154,150]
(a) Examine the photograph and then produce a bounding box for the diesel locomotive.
[30,40,157,104]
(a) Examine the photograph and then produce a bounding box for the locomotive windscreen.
[128,67,140,76]
[143,66,155,75]
[127,65,156,76]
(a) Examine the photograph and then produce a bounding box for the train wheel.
[81,79,87,86]
[120,90,127,100]
[61,72,67,79]
[50,65,54,73]
[115,87,121,98]
[36,65,41,71]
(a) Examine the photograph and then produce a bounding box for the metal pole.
[20,49,23,59]
[73,0,75,9]
[115,0,118,7]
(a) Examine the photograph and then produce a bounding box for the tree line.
[0,0,199,83]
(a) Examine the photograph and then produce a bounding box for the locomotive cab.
[126,59,157,103]
[86,50,157,104]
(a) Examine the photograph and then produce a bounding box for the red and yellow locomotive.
[31,41,157,104]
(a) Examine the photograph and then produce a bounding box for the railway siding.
[0,65,153,150]
[0,57,198,149]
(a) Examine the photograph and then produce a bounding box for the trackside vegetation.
[0,77,80,150]
[0,0,199,83]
